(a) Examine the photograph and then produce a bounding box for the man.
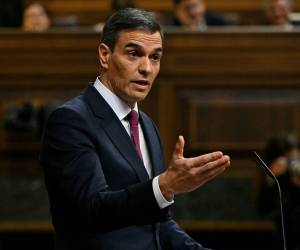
[40,8,230,250]
[171,0,230,30]
[265,0,293,27]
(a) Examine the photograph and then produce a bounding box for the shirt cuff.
[152,176,174,209]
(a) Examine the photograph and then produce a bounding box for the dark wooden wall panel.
[178,89,300,151]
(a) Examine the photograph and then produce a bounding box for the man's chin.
[135,95,148,103]
[133,92,149,103]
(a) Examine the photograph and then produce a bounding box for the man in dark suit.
[40,8,230,250]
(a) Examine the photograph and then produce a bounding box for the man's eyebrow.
[125,43,140,48]
[154,48,163,54]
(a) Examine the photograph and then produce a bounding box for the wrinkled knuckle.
[189,170,197,179]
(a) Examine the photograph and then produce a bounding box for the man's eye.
[151,54,161,62]
[128,51,138,57]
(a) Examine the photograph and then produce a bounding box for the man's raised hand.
[159,135,230,200]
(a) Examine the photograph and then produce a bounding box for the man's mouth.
[131,80,149,86]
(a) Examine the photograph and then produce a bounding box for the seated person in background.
[257,133,300,250]
[171,0,233,30]
[22,2,51,32]
[264,0,293,27]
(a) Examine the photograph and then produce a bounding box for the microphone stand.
[252,151,287,250]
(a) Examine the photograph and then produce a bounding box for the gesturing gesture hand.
[159,136,230,200]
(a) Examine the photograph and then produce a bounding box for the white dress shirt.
[94,78,173,208]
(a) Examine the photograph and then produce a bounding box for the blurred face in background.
[23,3,51,32]
[175,0,206,29]
[265,0,291,26]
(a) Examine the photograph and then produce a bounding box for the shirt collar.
[93,77,138,121]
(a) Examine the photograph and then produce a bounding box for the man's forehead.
[116,29,163,48]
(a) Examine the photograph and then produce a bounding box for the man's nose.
[138,57,151,75]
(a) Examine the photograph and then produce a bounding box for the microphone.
[251,151,287,250]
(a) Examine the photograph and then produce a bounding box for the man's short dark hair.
[101,8,163,51]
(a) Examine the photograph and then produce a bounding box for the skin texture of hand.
[159,135,231,200]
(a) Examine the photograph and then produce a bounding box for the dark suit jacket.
[40,84,209,250]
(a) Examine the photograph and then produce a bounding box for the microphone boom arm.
[252,151,287,250]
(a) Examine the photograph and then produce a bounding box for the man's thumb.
[173,135,185,159]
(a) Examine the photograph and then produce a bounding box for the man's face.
[99,30,162,108]
[266,0,291,26]
[175,0,206,29]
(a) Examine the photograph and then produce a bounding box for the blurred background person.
[264,0,293,27]
[257,133,300,250]
[22,2,51,32]
[170,0,234,31]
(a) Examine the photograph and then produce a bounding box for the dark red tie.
[128,110,143,160]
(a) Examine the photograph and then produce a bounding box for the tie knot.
[128,110,139,127]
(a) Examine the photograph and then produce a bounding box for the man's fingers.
[172,135,185,160]
[191,158,230,185]
[189,151,224,168]
[202,155,230,172]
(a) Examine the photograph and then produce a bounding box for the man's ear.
[98,43,111,70]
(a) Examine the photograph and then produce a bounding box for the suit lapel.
[83,84,149,182]
[139,113,164,177]
[101,118,150,182]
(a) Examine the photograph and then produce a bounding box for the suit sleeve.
[159,217,211,250]
[40,107,167,233]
